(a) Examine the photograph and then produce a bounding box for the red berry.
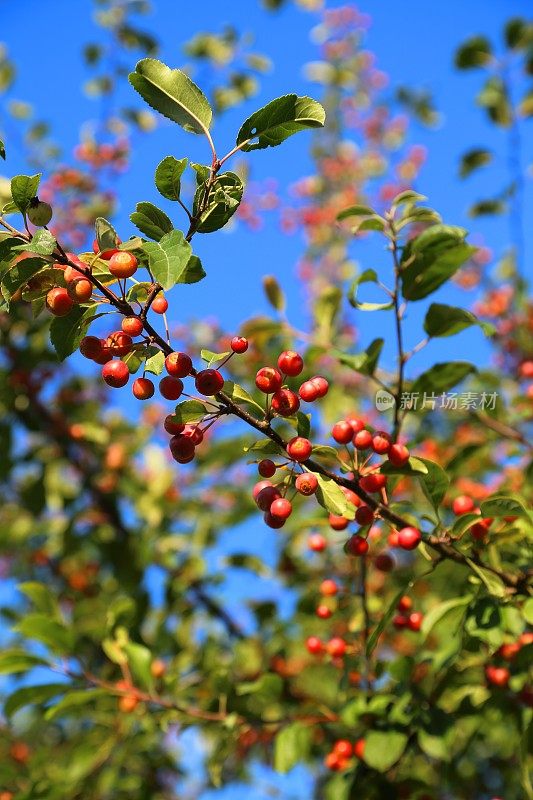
[452,495,475,515]
[320,579,338,596]
[327,637,346,657]
[388,531,399,548]
[295,473,318,496]
[359,473,387,493]
[346,535,369,556]
[306,636,323,655]
[355,505,374,526]
[230,336,248,354]
[258,459,276,478]
[353,429,373,450]
[264,511,285,529]
[498,642,521,661]
[79,335,102,360]
[270,497,292,520]
[106,331,133,357]
[108,251,138,278]
[316,604,332,619]
[160,376,184,401]
[253,480,273,501]
[93,341,113,364]
[393,614,408,629]
[273,389,301,417]
[164,415,185,436]
[277,350,303,376]
[324,752,346,771]
[310,375,329,397]
[388,443,410,467]
[329,514,349,531]
[308,533,326,552]
[375,553,394,572]
[346,417,365,434]
[407,612,423,631]
[195,369,224,396]
[397,526,422,551]
[183,424,203,446]
[298,380,318,402]
[68,277,93,303]
[132,377,154,400]
[46,287,74,316]
[485,665,510,688]
[102,360,129,388]
[372,431,391,455]
[256,485,281,512]
[64,263,85,283]
[165,351,192,378]
[519,360,533,379]
[397,595,412,612]
[341,486,361,508]
[152,295,168,314]
[169,435,195,463]
[255,367,283,394]
[471,517,492,540]
[122,317,144,336]
[333,740,353,759]
[354,738,365,759]
[286,436,312,462]
[332,421,354,444]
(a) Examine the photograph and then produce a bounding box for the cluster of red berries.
[485,632,533,704]
[305,634,347,659]
[255,350,329,414]
[451,494,495,541]
[324,737,365,771]
[392,595,423,631]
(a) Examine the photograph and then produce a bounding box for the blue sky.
[1,2,532,797]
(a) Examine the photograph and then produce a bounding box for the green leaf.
[201,349,230,366]
[236,94,325,151]
[363,730,408,772]
[366,583,412,657]
[314,474,355,519]
[129,58,212,134]
[480,495,531,519]
[172,399,208,424]
[459,148,492,178]
[95,217,119,252]
[263,274,285,311]
[45,689,108,721]
[410,361,476,397]
[348,270,393,312]
[223,381,264,415]
[50,306,97,362]
[505,18,529,49]
[0,650,50,674]
[421,596,472,637]
[417,457,450,513]
[131,201,173,241]
[455,36,492,69]
[392,189,427,206]
[11,173,41,213]
[401,225,476,301]
[337,204,374,220]
[523,598,533,625]
[18,581,58,615]
[177,254,206,285]
[0,138,5,160]
[274,722,312,773]
[423,303,495,338]
[144,349,165,375]
[193,172,243,233]
[244,438,282,457]
[15,614,73,654]
[1,257,47,302]
[466,559,506,598]
[314,286,342,341]
[5,683,67,719]
[123,641,154,692]
[155,156,188,200]
[339,338,384,377]
[469,199,506,217]
[142,230,192,290]
[18,228,56,256]
[477,76,512,127]
[296,412,311,438]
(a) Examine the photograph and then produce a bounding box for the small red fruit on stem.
[231,336,248,353]
[102,360,129,388]
[165,351,193,378]
[160,376,184,401]
[195,369,224,396]
[277,350,304,376]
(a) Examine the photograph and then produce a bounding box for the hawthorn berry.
[119,694,140,714]
[498,642,521,661]
[316,604,332,619]
[165,351,192,378]
[264,511,286,529]
[108,251,138,278]
[183,424,203,446]
[341,486,361,508]
[46,287,74,316]
[255,367,283,394]
[106,331,133,357]
[258,459,276,478]
[407,612,423,631]
[256,485,281,512]
[152,294,168,314]
[346,535,369,556]
[160,376,184,401]
[306,636,323,655]
[326,637,347,657]
[295,473,318,496]
[346,417,365,434]
[397,526,422,550]
[308,533,326,552]
[277,350,304,376]
[310,375,329,397]
[354,738,365,759]
[122,316,144,337]
[93,341,113,364]
[320,579,338,596]
[354,429,373,450]
[132,377,155,400]
[333,740,353,759]
[271,388,300,416]
[324,752,346,771]
[298,380,318,402]
[64,263,85,283]
[270,497,292,520]
[355,505,374,526]
[164,415,185,436]
[195,369,224,395]
[452,495,475,515]
[372,431,391,455]
[485,665,510,688]
[388,443,410,467]
[332,420,354,444]
[359,473,387,493]
[102,360,129,388]
[169,435,195,463]
[230,336,248,353]
[397,595,412,612]
[79,335,102,360]
[253,480,273,501]
[393,614,408,629]
[286,436,312,462]
[329,514,349,531]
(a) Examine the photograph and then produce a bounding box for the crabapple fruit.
[258,459,276,478]
[165,351,192,378]
[286,436,312,462]
[108,251,138,278]
[152,294,168,314]
[132,377,155,400]
[397,526,422,550]
[102,360,129,388]
[195,369,224,396]
[277,350,303,376]
[46,287,74,316]
[271,388,300,416]
[295,473,318,495]
[230,336,248,353]
[160,376,184,400]
[255,367,283,393]
[332,421,354,444]
[122,316,144,336]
